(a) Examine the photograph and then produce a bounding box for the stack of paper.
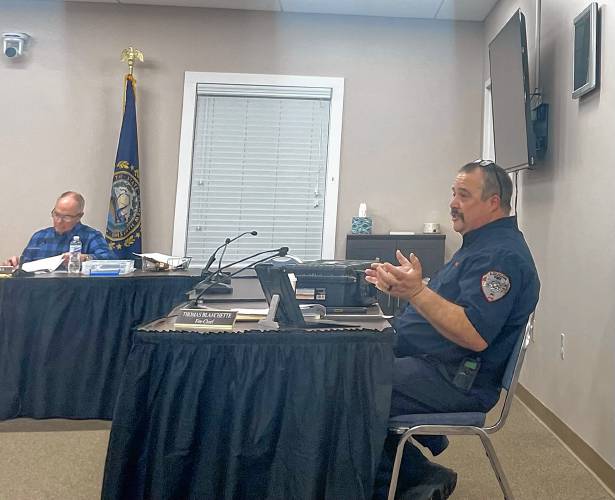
[22,255,64,273]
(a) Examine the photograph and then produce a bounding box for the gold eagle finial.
[121,47,144,75]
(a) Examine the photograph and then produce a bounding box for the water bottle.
[68,236,82,273]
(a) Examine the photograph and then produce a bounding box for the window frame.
[172,71,344,261]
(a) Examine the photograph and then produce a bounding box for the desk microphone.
[226,247,290,277]
[194,246,289,304]
[218,247,288,273]
[201,230,258,278]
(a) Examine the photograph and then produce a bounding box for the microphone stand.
[193,248,288,305]
[217,247,289,274]
[204,238,233,286]
[201,241,227,278]
[201,230,258,280]
[215,239,231,277]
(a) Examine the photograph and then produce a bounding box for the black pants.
[390,355,488,417]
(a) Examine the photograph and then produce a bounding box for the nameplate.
[175,308,237,331]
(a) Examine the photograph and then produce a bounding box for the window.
[172,72,344,268]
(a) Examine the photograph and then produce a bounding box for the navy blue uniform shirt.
[391,216,539,408]
[20,223,116,264]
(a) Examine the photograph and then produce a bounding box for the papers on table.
[22,254,64,273]
[196,305,269,322]
[233,307,270,321]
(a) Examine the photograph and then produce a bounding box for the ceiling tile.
[280,0,442,19]
[118,0,281,10]
[436,0,499,22]
[67,0,498,21]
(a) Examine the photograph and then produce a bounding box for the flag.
[106,74,142,260]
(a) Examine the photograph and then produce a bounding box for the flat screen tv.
[489,10,536,172]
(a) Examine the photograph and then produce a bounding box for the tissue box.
[351,216,373,234]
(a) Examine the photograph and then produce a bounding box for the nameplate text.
[176,308,237,331]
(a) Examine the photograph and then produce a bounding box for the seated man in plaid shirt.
[2,191,115,267]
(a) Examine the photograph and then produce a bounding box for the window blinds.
[185,84,332,267]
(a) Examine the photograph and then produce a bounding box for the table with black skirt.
[102,319,394,500]
[0,272,204,420]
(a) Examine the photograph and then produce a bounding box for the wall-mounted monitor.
[489,10,536,172]
[572,2,600,99]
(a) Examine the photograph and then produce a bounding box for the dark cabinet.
[346,234,445,278]
[346,234,446,315]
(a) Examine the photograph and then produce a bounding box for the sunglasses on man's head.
[472,159,503,198]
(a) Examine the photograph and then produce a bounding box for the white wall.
[486,0,615,468]
[0,0,484,262]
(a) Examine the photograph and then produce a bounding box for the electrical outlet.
[560,333,565,360]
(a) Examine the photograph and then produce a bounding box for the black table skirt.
[0,274,201,420]
[102,328,394,500]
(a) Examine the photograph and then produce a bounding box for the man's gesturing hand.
[365,250,425,301]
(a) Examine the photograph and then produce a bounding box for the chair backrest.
[487,312,535,432]
[502,312,534,390]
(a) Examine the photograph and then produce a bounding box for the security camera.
[2,32,31,59]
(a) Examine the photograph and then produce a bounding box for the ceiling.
[65,0,500,22]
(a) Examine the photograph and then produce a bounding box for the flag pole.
[105,47,144,262]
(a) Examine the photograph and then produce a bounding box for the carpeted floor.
[0,398,612,499]
[437,401,613,499]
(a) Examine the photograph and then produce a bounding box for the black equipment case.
[285,260,377,307]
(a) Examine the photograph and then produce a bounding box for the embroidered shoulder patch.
[481,271,511,302]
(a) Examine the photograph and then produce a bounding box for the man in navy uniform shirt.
[366,161,539,500]
[3,191,115,267]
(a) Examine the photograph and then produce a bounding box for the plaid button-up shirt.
[20,223,115,264]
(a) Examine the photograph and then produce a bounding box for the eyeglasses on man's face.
[473,159,503,198]
[51,209,82,222]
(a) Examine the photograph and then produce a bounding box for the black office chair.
[387,313,535,500]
